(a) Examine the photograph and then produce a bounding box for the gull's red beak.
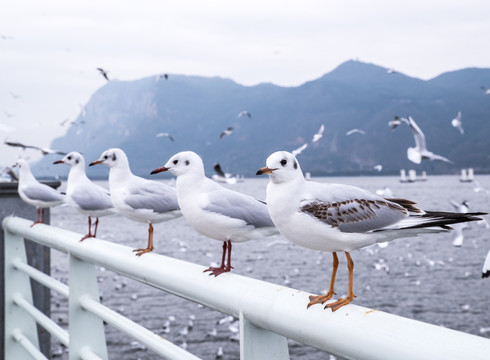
[89,160,103,166]
[150,166,169,175]
[53,160,64,165]
[256,166,275,175]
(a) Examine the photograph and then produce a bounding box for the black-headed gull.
[237,110,251,118]
[219,127,234,139]
[388,116,403,130]
[404,116,452,164]
[483,250,490,278]
[90,148,181,256]
[151,151,277,276]
[257,151,485,311]
[5,140,67,156]
[54,152,116,241]
[312,124,324,143]
[451,111,464,135]
[15,159,65,226]
[345,128,365,136]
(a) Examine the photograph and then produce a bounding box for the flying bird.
[155,73,169,82]
[219,127,234,139]
[237,111,251,118]
[345,128,366,136]
[96,67,110,81]
[4,140,67,156]
[54,152,116,241]
[156,132,175,142]
[451,111,464,135]
[292,143,308,156]
[483,249,490,278]
[90,148,181,256]
[257,151,485,311]
[404,116,452,164]
[480,86,490,95]
[151,151,277,276]
[312,124,325,143]
[15,159,65,226]
[388,116,406,130]
[387,68,397,74]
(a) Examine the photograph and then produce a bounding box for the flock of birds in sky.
[13,146,489,313]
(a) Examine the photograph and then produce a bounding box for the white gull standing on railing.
[90,148,181,256]
[54,151,116,241]
[151,151,277,276]
[15,159,65,226]
[256,151,485,311]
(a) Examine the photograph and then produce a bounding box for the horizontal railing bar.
[11,329,49,360]
[79,295,201,360]
[4,216,490,360]
[12,293,69,347]
[79,346,105,360]
[12,257,69,297]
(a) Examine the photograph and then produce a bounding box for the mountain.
[36,60,490,178]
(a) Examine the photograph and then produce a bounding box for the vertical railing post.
[239,311,290,360]
[68,254,108,360]
[4,228,40,359]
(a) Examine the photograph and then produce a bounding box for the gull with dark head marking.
[54,152,116,241]
[404,116,452,164]
[90,148,181,256]
[15,159,65,226]
[257,151,485,311]
[151,151,277,276]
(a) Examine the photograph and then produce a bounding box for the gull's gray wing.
[203,189,274,228]
[22,183,64,202]
[125,181,179,213]
[71,184,113,211]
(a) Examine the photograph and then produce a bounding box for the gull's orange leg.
[308,252,339,308]
[133,223,154,256]
[325,252,356,312]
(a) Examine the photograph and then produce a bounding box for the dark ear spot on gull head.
[185,160,190,166]
[112,153,117,161]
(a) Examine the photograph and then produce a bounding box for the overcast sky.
[2,0,490,166]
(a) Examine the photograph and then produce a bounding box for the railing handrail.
[4,215,490,360]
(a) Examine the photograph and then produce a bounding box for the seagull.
[237,111,251,118]
[388,116,405,130]
[387,68,397,74]
[480,86,490,95]
[345,128,366,136]
[96,67,110,81]
[292,143,308,156]
[4,140,67,156]
[312,124,325,143]
[15,159,65,226]
[155,73,169,82]
[151,151,277,276]
[256,151,485,311]
[156,132,175,142]
[219,127,234,139]
[373,164,383,172]
[483,249,490,278]
[54,152,116,241]
[89,148,181,256]
[451,111,464,135]
[403,116,452,164]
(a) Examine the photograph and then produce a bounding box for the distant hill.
[35,60,490,178]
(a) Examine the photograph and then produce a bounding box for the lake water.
[48,174,490,359]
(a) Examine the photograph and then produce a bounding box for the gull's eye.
[173,159,178,165]
[67,156,72,160]
[280,159,287,167]
[103,155,108,160]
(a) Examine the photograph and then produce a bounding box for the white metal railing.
[3,216,490,360]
